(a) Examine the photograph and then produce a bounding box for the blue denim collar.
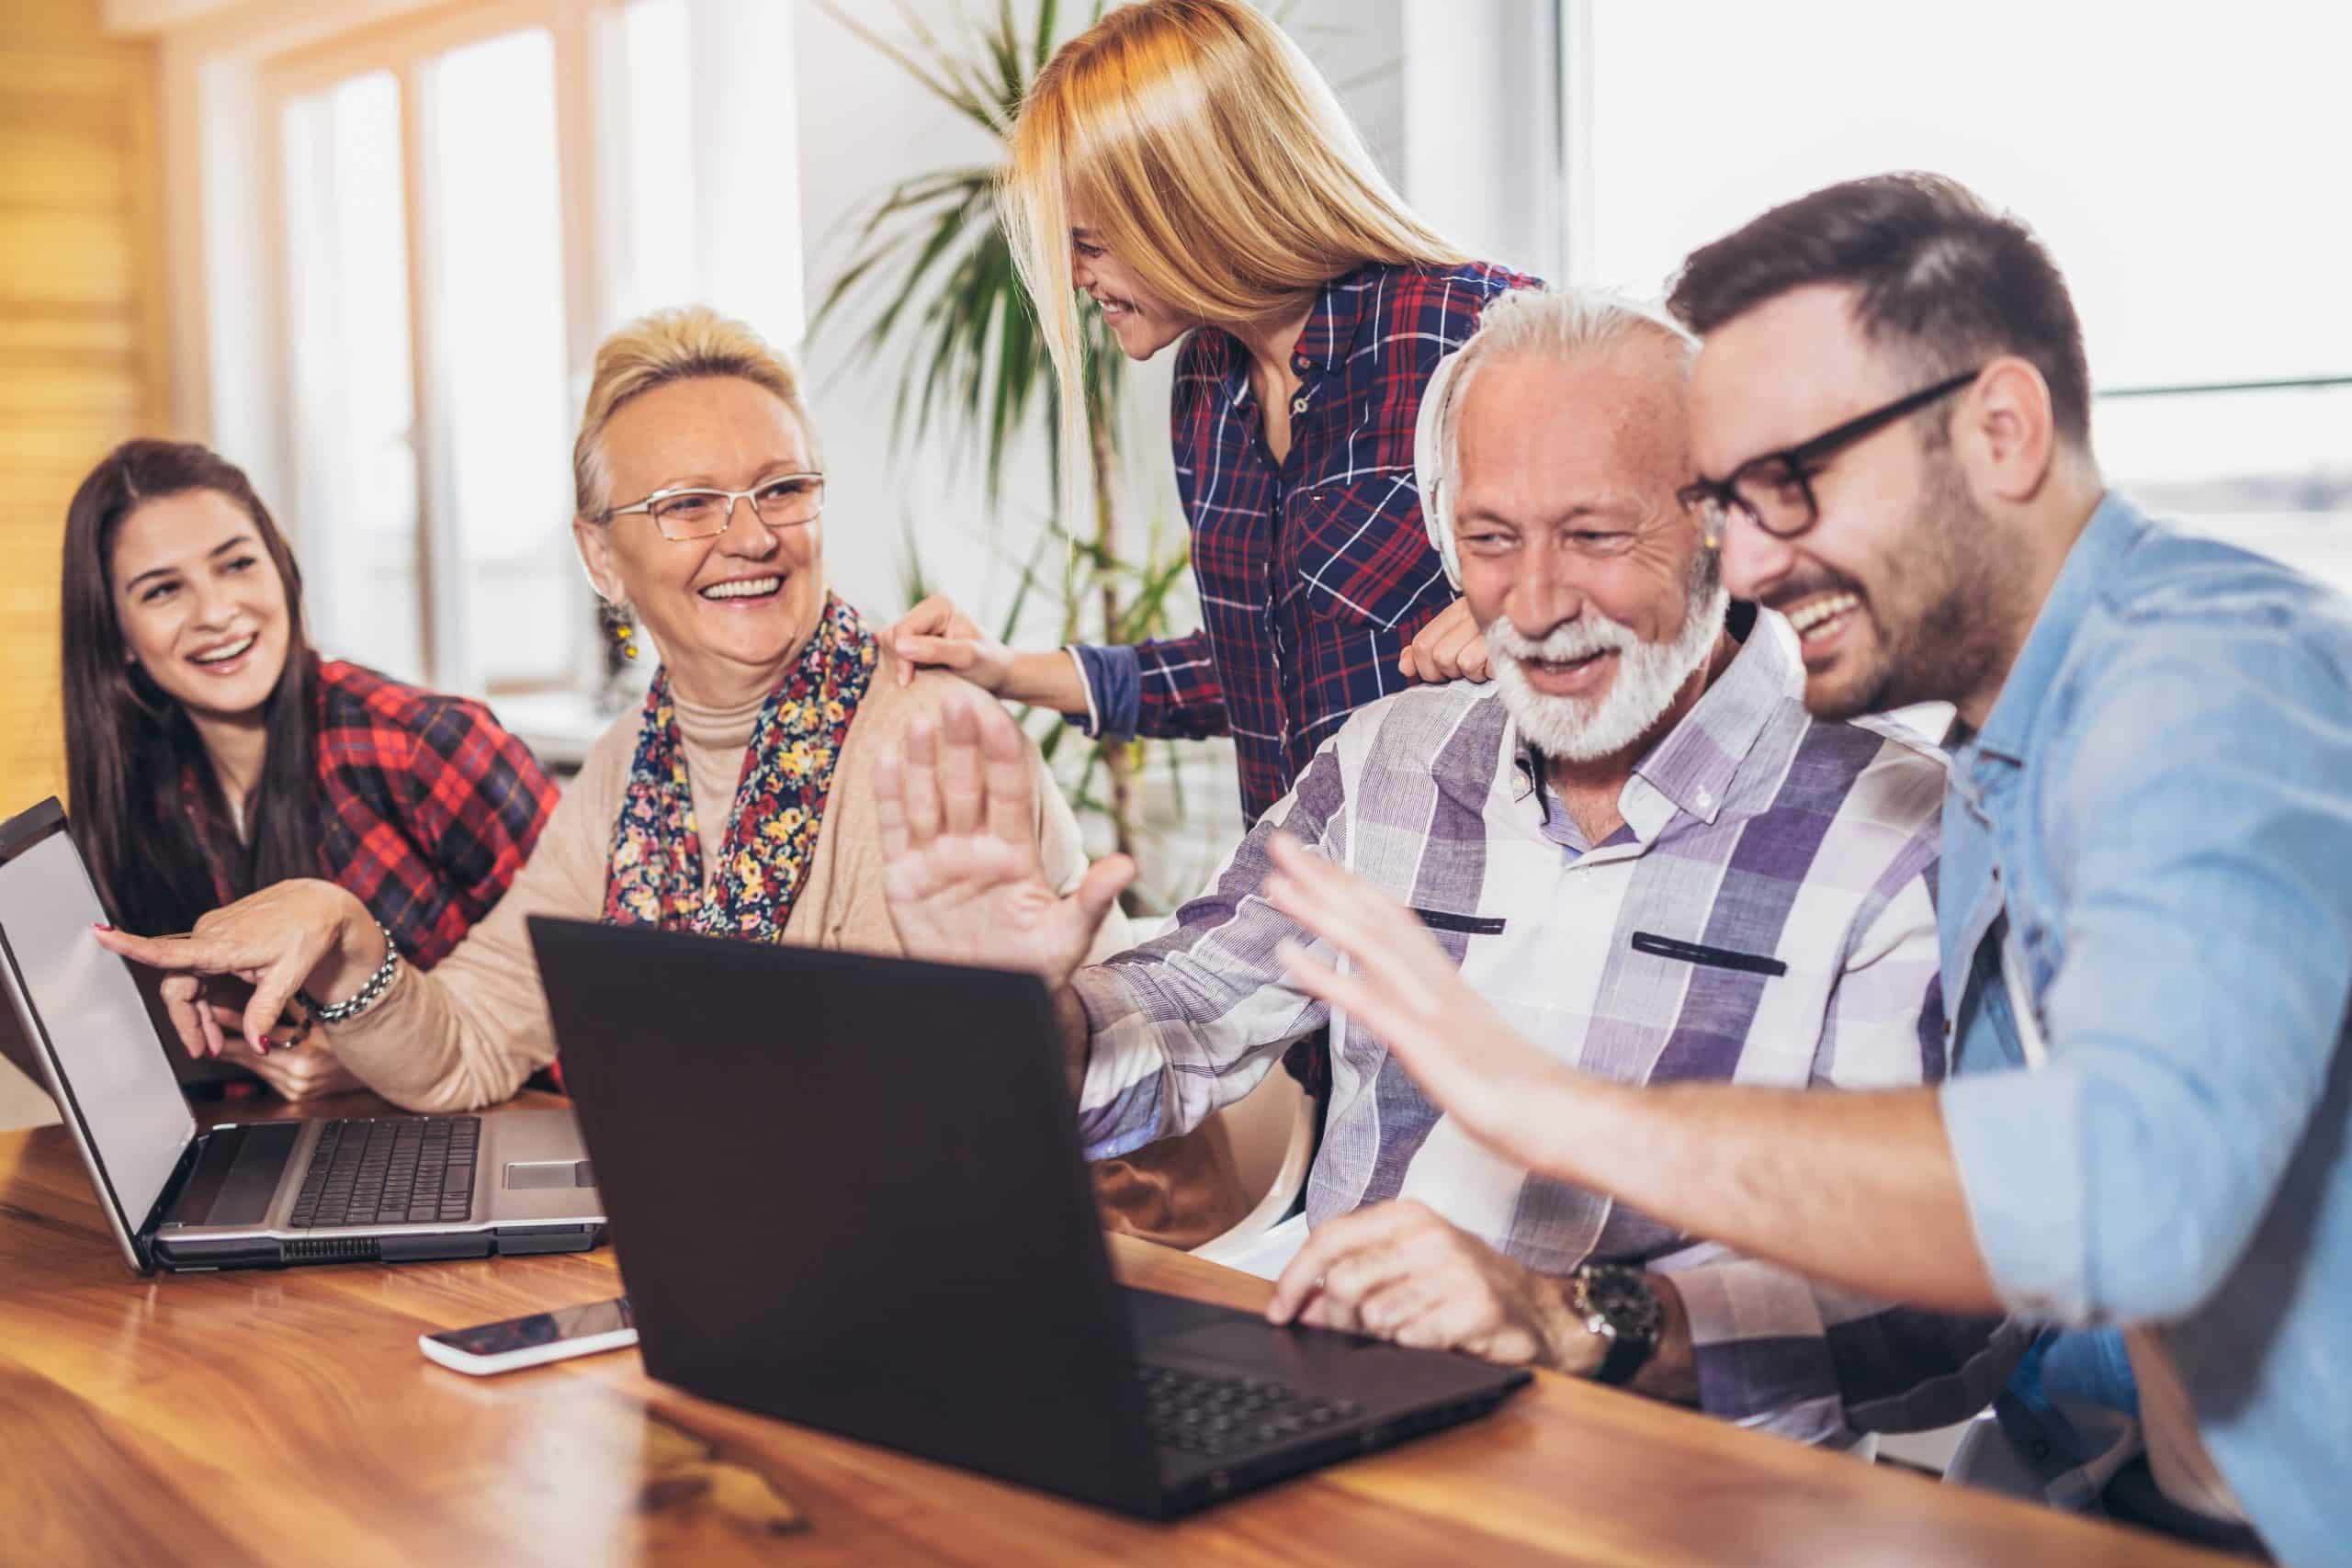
[1960,490,2147,773]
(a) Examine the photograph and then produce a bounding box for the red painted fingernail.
[93,921,113,931]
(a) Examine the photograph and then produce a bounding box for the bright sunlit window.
[245,0,751,721]
[614,0,697,323]
[280,70,424,682]
[1570,3,2352,589]
[427,27,577,693]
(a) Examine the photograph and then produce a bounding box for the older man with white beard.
[875,288,2022,1443]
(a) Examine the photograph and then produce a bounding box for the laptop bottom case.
[149,1111,604,1271]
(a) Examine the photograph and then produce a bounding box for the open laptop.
[0,797,604,1274]
[529,915,1530,1520]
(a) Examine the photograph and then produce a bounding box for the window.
[425,28,578,694]
[266,4,638,702]
[161,0,805,750]
[279,69,422,681]
[1559,3,2352,589]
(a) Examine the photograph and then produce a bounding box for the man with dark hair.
[1246,174,2352,1563]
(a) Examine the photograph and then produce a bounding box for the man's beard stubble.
[1822,448,2018,722]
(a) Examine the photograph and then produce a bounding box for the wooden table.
[0,1094,2240,1567]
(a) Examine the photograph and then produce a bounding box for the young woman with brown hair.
[62,438,560,1099]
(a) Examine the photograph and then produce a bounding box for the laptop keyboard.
[288,1116,480,1230]
[1136,1363,1361,1459]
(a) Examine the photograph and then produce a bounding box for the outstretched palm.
[876,694,1131,988]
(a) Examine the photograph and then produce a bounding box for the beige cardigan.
[330,651,1245,1247]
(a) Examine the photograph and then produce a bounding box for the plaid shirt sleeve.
[1068,632,1229,741]
[1129,630,1229,739]
[318,667,560,969]
[397,698,560,928]
[1664,862,2027,1443]
[1068,739,1351,1157]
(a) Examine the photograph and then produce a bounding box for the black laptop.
[528,916,1530,1519]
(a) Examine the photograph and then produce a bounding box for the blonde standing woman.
[888,0,1541,837]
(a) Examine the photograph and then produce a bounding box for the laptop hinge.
[137,1129,210,1251]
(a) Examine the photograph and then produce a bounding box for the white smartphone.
[418,1295,639,1376]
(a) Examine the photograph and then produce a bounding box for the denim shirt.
[1936,491,2352,1565]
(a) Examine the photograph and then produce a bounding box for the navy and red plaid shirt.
[187,659,559,969]
[1070,258,1539,823]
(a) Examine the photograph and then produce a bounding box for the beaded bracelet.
[298,924,401,1024]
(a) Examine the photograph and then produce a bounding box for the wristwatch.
[1568,1264,1663,1386]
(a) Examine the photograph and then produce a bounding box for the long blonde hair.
[1005,0,1464,521]
[571,304,815,519]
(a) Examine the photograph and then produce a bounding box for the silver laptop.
[0,797,604,1273]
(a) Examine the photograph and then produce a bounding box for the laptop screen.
[0,827,196,1234]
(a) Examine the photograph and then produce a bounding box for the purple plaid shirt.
[1069,259,1539,824]
[1070,615,2024,1442]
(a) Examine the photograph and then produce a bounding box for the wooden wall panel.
[0,1,166,818]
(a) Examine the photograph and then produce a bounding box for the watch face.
[1582,1266,1663,1352]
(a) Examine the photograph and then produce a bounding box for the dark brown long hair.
[61,439,324,937]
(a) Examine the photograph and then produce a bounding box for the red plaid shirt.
[1073,259,1539,823]
[187,659,559,969]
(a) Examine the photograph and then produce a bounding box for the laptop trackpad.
[1152,1320,1381,1380]
[504,1159,595,1190]
[179,1122,300,1227]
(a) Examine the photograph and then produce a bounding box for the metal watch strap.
[297,925,401,1024]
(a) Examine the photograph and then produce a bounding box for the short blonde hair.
[1006,0,1465,521]
[571,305,815,517]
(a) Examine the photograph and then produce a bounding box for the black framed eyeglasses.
[598,472,826,541]
[1677,368,1982,547]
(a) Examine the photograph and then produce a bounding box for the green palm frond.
[811,0,1128,506]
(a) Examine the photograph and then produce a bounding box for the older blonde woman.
[99,306,1246,1247]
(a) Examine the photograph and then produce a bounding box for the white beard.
[1487,583,1730,763]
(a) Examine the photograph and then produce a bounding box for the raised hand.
[885,593,1015,693]
[876,692,1131,987]
[1262,833,1574,1174]
[93,880,384,1060]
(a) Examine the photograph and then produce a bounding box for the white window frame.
[135,0,649,703]
[1541,1,2352,416]
[263,0,619,697]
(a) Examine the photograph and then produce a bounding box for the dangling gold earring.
[612,618,639,660]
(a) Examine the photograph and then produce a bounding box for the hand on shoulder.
[880,595,1091,715]
[883,594,1014,694]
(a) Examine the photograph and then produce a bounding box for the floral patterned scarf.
[603,593,877,940]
